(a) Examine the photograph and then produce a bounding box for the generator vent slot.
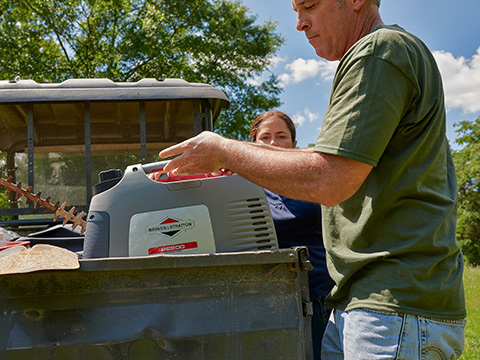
[225,197,277,250]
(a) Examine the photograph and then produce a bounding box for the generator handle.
[141,160,170,174]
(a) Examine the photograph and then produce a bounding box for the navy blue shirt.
[265,189,335,299]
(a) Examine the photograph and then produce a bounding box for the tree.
[0,0,283,139]
[452,117,480,266]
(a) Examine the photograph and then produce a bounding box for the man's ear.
[351,0,367,11]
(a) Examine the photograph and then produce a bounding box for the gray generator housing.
[83,161,278,258]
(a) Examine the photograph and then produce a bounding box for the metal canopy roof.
[0,78,229,117]
[0,78,230,153]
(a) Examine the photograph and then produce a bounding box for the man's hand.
[159,131,229,175]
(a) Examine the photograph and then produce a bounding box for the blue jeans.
[322,309,466,359]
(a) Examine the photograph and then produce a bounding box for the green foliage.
[216,74,282,139]
[452,117,480,266]
[461,266,480,359]
[0,0,284,139]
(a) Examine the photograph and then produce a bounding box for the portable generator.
[83,161,278,258]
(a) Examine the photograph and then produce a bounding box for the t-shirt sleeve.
[314,55,416,167]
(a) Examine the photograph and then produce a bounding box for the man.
[160,0,466,358]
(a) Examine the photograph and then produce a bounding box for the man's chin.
[315,48,338,62]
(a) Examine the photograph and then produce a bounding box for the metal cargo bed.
[0,247,313,360]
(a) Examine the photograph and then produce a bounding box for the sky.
[241,0,480,149]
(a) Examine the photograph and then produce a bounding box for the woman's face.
[255,117,297,149]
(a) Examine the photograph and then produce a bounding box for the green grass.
[460,266,480,359]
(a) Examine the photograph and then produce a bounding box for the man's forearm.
[216,139,371,206]
[221,140,325,200]
[160,132,372,206]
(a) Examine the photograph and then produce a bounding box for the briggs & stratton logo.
[146,217,195,237]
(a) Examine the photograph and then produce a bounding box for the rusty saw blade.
[0,170,87,234]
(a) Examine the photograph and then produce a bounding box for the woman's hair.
[249,110,296,143]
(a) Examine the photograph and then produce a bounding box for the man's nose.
[296,12,311,32]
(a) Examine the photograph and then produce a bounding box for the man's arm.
[160,131,373,206]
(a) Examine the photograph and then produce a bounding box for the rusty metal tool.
[0,171,87,234]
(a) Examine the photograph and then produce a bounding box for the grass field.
[460,266,480,359]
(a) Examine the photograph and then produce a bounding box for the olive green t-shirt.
[315,25,465,320]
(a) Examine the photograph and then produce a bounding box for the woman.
[250,110,335,360]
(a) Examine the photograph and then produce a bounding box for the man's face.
[292,0,353,61]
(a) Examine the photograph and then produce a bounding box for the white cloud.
[292,107,322,127]
[278,58,338,87]
[433,47,480,114]
[270,55,287,68]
